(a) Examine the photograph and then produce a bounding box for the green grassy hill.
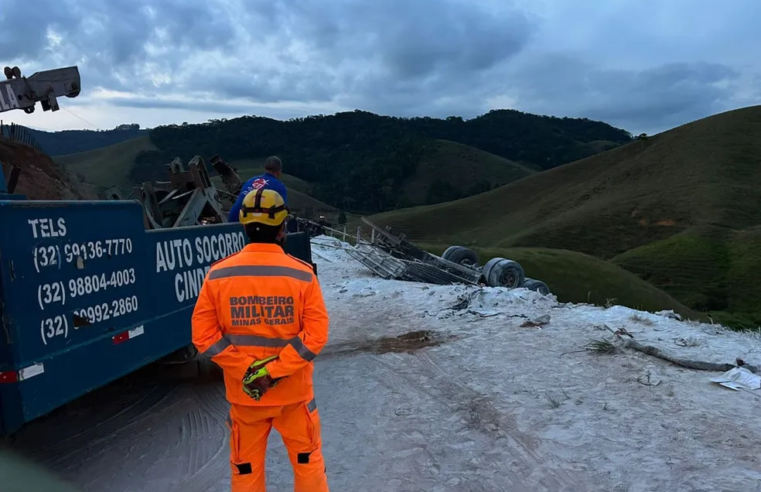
[55,137,337,215]
[54,138,311,194]
[220,158,313,194]
[35,127,147,156]
[610,225,761,327]
[286,190,337,214]
[210,172,335,215]
[214,159,336,215]
[421,243,699,320]
[402,140,535,205]
[198,141,535,209]
[369,105,761,327]
[57,134,536,215]
[139,110,631,212]
[54,135,158,191]
[49,109,631,213]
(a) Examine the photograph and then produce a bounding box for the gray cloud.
[505,55,745,133]
[108,97,247,113]
[197,0,534,108]
[106,97,311,119]
[586,63,741,131]
[1,0,759,134]
[207,67,336,104]
[0,0,239,90]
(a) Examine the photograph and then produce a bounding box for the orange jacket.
[191,243,329,406]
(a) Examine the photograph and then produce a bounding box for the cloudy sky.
[1,0,759,135]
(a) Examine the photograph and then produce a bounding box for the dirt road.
[8,239,761,491]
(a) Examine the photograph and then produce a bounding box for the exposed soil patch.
[655,219,676,226]
[322,330,458,358]
[376,330,451,353]
[0,139,97,200]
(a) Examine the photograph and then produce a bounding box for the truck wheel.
[442,246,479,267]
[522,278,551,296]
[442,246,460,261]
[482,258,525,288]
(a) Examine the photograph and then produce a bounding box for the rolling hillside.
[220,145,532,212]
[218,158,313,195]
[138,110,632,212]
[41,109,631,213]
[35,127,148,156]
[370,105,761,327]
[420,243,699,321]
[58,134,536,213]
[208,160,336,214]
[403,139,536,205]
[212,159,337,215]
[54,136,336,214]
[54,135,158,191]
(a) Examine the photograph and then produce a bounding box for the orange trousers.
[228,398,329,492]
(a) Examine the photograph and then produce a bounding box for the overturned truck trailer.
[346,217,550,295]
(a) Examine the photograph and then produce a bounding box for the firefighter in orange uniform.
[191,188,330,492]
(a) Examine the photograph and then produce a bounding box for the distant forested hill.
[31,126,148,156]
[131,110,632,212]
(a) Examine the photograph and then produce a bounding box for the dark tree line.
[131,109,632,213]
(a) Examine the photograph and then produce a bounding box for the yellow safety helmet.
[239,188,289,227]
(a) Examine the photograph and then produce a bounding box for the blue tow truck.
[0,65,314,435]
[0,175,311,434]
[0,174,314,436]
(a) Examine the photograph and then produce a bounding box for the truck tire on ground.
[442,246,479,267]
[482,258,525,288]
[405,261,465,286]
[442,246,459,261]
[522,278,551,296]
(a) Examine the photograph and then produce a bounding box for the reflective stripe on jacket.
[191,243,329,406]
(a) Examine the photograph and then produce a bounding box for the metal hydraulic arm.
[0,65,81,114]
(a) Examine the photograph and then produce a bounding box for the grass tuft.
[585,338,617,355]
[629,314,654,326]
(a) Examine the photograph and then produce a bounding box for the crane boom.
[0,65,81,114]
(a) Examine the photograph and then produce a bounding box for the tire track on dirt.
[412,349,585,491]
[42,390,187,473]
[372,349,584,492]
[369,353,533,491]
[171,384,231,492]
[180,408,201,478]
[192,382,229,421]
[18,383,176,462]
[171,424,229,492]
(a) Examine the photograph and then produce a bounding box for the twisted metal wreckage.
[320,217,552,294]
[107,154,548,296]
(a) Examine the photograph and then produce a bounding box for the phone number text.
[72,296,139,325]
[37,269,137,310]
[33,238,134,272]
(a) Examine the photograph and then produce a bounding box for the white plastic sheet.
[709,367,761,391]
